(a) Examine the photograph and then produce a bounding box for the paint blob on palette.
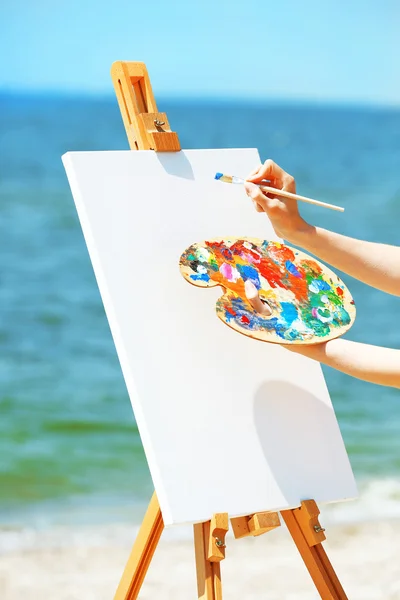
[179,238,356,345]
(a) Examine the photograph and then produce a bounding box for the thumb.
[244,280,272,316]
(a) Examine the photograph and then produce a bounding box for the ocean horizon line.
[1,87,399,113]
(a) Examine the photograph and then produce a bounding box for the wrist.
[284,222,316,248]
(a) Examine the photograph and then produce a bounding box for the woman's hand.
[244,159,311,244]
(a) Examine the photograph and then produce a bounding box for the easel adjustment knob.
[292,500,327,546]
[207,513,229,562]
[314,525,326,533]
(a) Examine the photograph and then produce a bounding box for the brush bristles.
[215,173,233,184]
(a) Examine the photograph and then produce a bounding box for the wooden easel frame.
[110,61,348,600]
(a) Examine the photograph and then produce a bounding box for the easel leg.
[194,521,223,600]
[281,505,348,600]
[114,492,164,600]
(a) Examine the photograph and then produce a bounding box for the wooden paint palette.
[179,237,356,345]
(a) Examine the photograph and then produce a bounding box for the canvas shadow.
[156,151,195,180]
[253,380,337,506]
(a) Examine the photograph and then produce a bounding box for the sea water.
[0,93,399,529]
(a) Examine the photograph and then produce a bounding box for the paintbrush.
[214,172,344,213]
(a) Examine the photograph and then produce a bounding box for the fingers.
[246,159,284,185]
[246,159,296,194]
[248,166,261,179]
[244,181,266,204]
[244,280,272,316]
[244,181,273,211]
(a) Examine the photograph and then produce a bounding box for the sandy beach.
[2,518,400,599]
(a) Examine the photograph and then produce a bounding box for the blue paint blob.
[215,172,223,180]
[224,311,234,323]
[237,264,261,289]
[285,260,302,278]
[309,279,331,293]
[280,302,298,326]
[190,273,210,282]
[332,306,351,326]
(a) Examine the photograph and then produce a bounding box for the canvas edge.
[163,491,360,528]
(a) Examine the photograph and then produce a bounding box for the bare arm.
[243,159,400,389]
[244,159,400,296]
[286,339,400,388]
[291,227,400,297]
[244,278,400,388]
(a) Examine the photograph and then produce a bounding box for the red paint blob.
[267,244,295,264]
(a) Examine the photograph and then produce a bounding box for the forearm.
[291,226,400,296]
[287,339,400,388]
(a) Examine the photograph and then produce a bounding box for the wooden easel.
[110,61,348,600]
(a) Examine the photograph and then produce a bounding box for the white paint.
[62,148,357,526]
[219,263,240,283]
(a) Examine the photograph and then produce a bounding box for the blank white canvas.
[63,148,357,526]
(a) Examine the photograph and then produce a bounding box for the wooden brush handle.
[259,185,344,213]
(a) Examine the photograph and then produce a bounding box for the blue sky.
[0,0,399,104]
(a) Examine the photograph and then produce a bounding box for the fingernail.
[244,279,257,298]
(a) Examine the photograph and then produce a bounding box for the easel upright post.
[110,61,180,600]
[111,61,228,600]
[194,514,229,600]
[111,61,180,152]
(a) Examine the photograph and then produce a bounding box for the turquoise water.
[1,94,400,525]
